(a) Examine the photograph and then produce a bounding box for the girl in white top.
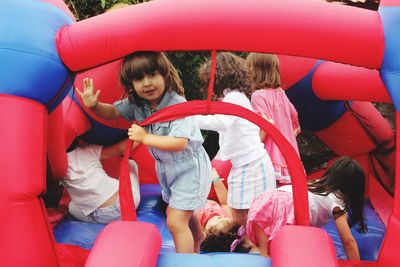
[62,139,141,224]
[195,52,276,226]
[245,156,367,260]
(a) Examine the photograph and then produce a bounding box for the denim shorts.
[157,150,211,210]
[89,200,121,224]
[69,200,121,224]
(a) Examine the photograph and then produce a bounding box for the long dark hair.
[199,52,252,99]
[308,156,367,233]
[119,51,184,105]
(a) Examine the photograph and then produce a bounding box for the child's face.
[132,71,165,109]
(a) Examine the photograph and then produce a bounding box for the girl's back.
[246,53,300,184]
[214,90,266,166]
[251,88,300,154]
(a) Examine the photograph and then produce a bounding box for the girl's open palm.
[75,78,100,109]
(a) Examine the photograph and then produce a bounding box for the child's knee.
[166,215,186,233]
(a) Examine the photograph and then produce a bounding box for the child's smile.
[132,71,165,108]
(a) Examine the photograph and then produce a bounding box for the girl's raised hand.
[128,124,147,143]
[75,78,101,109]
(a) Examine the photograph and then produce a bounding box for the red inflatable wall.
[0,95,58,266]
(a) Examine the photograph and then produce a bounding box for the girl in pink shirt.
[194,169,254,253]
[246,157,367,260]
[246,53,301,185]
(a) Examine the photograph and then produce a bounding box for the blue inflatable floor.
[323,200,385,260]
[54,184,385,265]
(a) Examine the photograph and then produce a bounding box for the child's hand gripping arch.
[128,123,188,151]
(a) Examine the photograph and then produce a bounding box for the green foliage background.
[66,0,149,20]
[65,0,209,100]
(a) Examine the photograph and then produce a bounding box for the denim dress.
[114,91,211,210]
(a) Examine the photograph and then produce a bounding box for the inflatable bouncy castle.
[1,0,399,266]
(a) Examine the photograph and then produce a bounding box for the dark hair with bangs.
[199,52,252,99]
[308,156,367,233]
[200,222,251,253]
[119,51,184,105]
[246,53,281,91]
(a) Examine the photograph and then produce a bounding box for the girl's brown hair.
[199,52,252,99]
[246,53,281,91]
[119,51,184,105]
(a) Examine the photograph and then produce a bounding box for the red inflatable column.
[0,95,58,266]
[377,112,400,267]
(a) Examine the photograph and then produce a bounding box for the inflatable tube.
[47,104,68,178]
[377,112,400,267]
[57,0,384,71]
[62,96,92,149]
[0,95,57,266]
[379,5,400,110]
[312,62,391,103]
[0,0,74,111]
[85,221,161,267]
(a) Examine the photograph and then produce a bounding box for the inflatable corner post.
[1,0,400,266]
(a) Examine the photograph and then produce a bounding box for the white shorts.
[227,153,276,209]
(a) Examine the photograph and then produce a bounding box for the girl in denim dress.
[76,51,211,253]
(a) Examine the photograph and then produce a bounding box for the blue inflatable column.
[378,4,400,267]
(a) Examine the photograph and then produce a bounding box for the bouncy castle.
[1,0,399,266]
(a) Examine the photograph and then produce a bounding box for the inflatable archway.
[1,0,399,266]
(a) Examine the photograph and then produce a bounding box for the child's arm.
[75,78,122,120]
[259,114,273,142]
[128,124,188,151]
[194,114,236,132]
[288,102,301,136]
[334,209,360,260]
[252,222,269,257]
[100,139,140,159]
[211,168,228,206]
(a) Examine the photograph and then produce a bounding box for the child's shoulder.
[252,88,288,102]
[164,91,187,105]
[224,90,247,100]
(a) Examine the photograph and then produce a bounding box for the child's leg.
[189,211,206,253]
[231,208,249,226]
[252,222,270,257]
[166,207,195,253]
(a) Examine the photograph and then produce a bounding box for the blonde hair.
[119,51,184,105]
[246,53,281,91]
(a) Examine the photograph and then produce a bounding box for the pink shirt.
[251,88,301,183]
[197,200,231,227]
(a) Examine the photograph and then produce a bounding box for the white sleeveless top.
[279,185,345,227]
